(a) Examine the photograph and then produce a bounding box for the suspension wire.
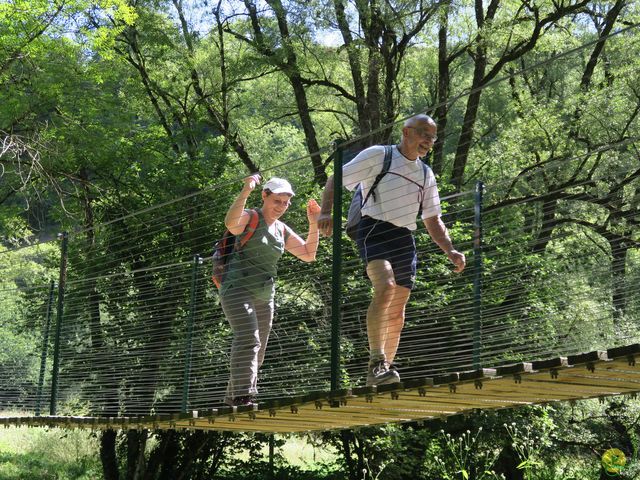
[34,129,639,288]
[6,153,640,411]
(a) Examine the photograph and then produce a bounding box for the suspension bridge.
[1,136,639,433]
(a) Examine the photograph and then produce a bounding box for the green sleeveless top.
[221,209,288,301]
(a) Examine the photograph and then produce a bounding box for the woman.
[221,174,320,406]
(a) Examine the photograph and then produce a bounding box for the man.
[318,114,466,386]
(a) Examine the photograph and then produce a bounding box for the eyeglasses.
[408,126,438,142]
[271,198,291,208]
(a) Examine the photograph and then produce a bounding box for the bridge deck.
[3,344,639,433]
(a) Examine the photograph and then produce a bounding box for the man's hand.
[447,250,466,273]
[317,213,333,237]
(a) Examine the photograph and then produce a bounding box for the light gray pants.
[220,286,274,404]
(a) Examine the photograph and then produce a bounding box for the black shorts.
[356,216,417,290]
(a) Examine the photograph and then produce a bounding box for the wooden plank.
[5,345,640,433]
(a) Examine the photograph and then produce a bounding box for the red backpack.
[211,209,260,289]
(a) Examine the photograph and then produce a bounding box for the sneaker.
[232,396,255,407]
[366,360,401,386]
[387,362,401,381]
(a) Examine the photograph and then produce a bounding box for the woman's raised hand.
[243,174,261,192]
[307,199,321,224]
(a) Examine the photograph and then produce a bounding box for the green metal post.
[330,145,344,393]
[472,182,484,370]
[50,232,69,415]
[35,280,55,417]
[181,254,201,413]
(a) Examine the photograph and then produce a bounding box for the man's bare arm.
[317,175,335,237]
[424,215,466,273]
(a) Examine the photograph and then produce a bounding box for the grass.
[215,433,338,470]
[268,434,337,469]
[0,413,337,479]
[0,413,101,480]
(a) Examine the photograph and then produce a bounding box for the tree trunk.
[101,430,120,480]
[144,431,172,480]
[174,0,259,174]
[158,431,180,480]
[339,430,358,480]
[238,0,326,184]
[79,168,103,354]
[580,0,626,92]
[494,444,524,480]
[450,0,588,191]
[433,5,450,176]
[78,167,120,415]
[531,198,558,254]
[362,6,383,145]
[289,72,326,184]
[609,237,628,324]
[452,49,486,192]
[126,429,148,480]
[333,0,367,134]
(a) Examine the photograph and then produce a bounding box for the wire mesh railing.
[1,141,638,417]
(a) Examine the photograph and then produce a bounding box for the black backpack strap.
[418,160,430,219]
[362,145,393,207]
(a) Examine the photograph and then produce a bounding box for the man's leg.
[383,285,411,365]
[365,259,396,359]
[382,222,416,367]
[365,259,403,385]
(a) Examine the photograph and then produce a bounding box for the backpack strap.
[418,160,430,219]
[362,145,393,207]
[238,209,260,249]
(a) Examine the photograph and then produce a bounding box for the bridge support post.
[35,279,56,417]
[330,145,344,394]
[50,232,69,415]
[473,182,484,370]
[181,254,202,413]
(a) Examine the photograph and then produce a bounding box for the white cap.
[263,177,295,196]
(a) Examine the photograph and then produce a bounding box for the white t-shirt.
[343,145,442,231]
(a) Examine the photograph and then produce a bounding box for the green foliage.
[0,243,58,407]
[0,427,101,480]
[505,419,553,478]
[0,332,39,399]
[432,428,503,480]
